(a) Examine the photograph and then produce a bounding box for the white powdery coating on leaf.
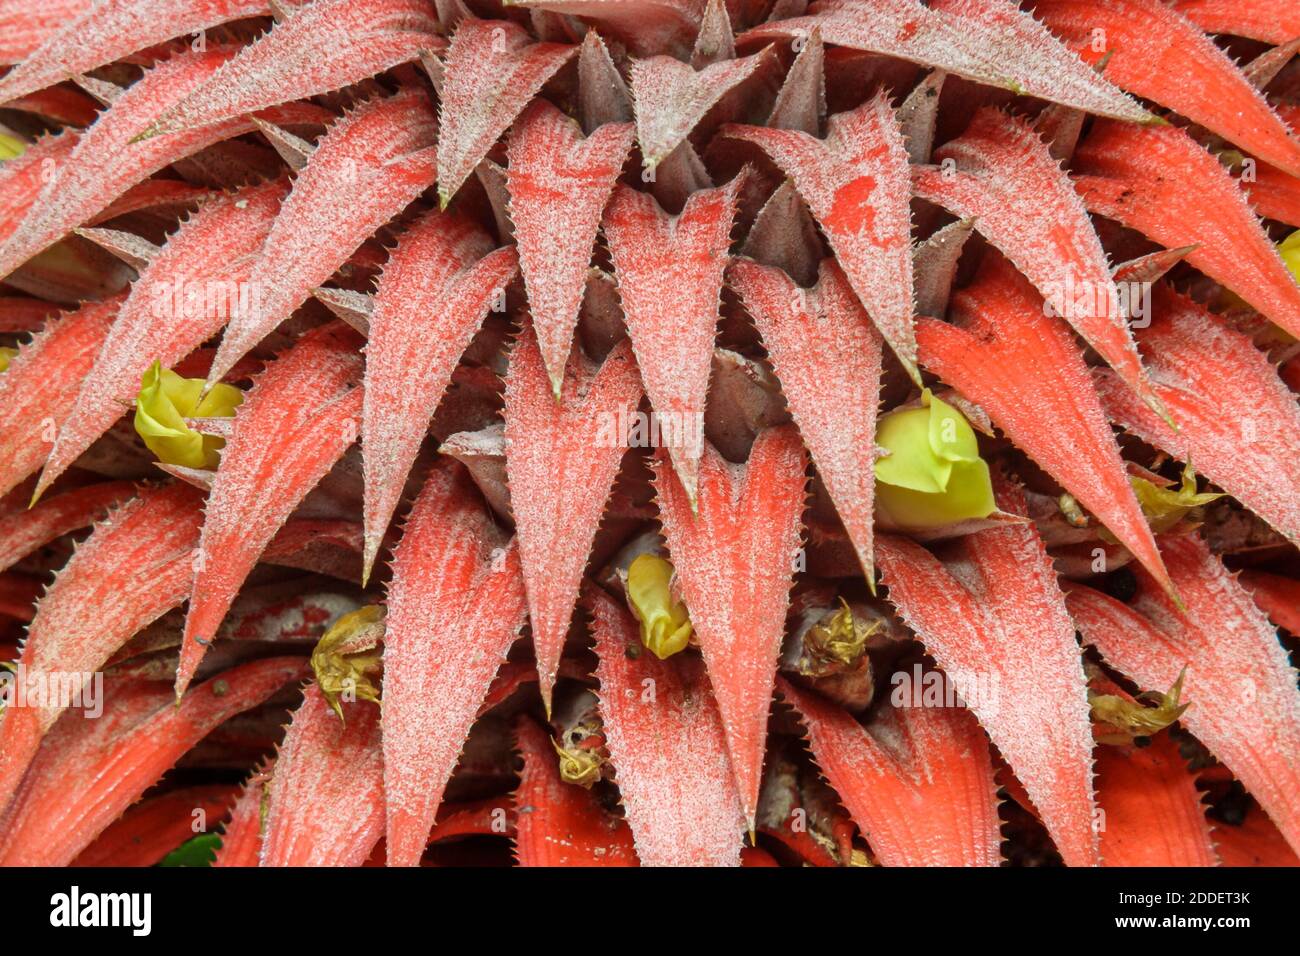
[1070,534,1300,856]
[261,686,385,867]
[503,330,642,704]
[741,0,1148,122]
[506,99,633,391]
[208,89,437,385]
[0,131,78,246]
[143,0,440,138]
[781,677,1003,866]
[603,179,741,501]
[653,426,807,825]
[0,297,120,498]
[381,462,528,867]
[40,179,287,495]
[630,49,769,166]
[0,0,89,64]
[436,18,576,204]
[0,658,306,866]
[730,257,881,580]
[876,508,1101,867]
[180,323,364,693]
[589,589,745,866]
[0,0,270,104]
[0,47,316,279]
[361,208,517,576]
[1093,287,1300,546]
[913,108,1154,404]
[725,93,916,377]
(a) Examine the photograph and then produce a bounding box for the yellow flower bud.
[1280,230,1300,285]
[626,553,693,660]
[133,360,243,469]
[0,132,26,161]
[311,604,386,723]
[0,346,17,372]
[874,389,996,530]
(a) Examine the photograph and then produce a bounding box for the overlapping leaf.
[588,586,745,866]
[916,254,1172,596]
[1171,0,1300,46]
[1067,534,1300,856]
[603,177,742,504]
[361,207,516,580]
[874,475,1101,867]
[260,685,385,866]
[137,0,441,140]
[179,322,364,695]
[37,178,290,498]
[504,331,642,710]
[0,657,307,865]
[739,0,1149,121]
[779,677,1002,866]
[435,18,577,207]
[382,460,528,867]
[729,257,881,583]
[653,426,807,828]
[1074,120,1300,341]
[912,108,1163,417]
[0,479,135,573]
[505,99,633,394]
[723,94,916,380]
[1091,285,1300,546]
[206,90,438,388]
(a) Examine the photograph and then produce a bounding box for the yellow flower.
[0,132,26,161]
[626,554,693,660]
[1281,230,1300,285]
[134,360,243,469]
[0,346,17,372]
[874,389,996,530]
[1128,461,1224,534]
[311,605,385,723]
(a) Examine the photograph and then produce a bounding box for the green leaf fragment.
[626,553,693,660]
[133,360,243,469]
[158,832,221,867]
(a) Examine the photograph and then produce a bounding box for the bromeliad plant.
[0,0,1298,868]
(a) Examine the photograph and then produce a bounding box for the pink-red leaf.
[739,0,1149,121]
[874,478,1101,867]
[72,784,239,867]
[912,108,1162,415]
[0,47,326,279]
[0,657,307,865]
[1171,0,1300,47]
[1074,120,1300,342]
[0,0,271,105]
[1091,285,1300,547]
[513,716,638,867]
[916,254,1172,596]
[588,585,745,866]
[260,686,385,866]
[206,90,438,387]
[1034,0,1300,176]
[0,0,90,64]
[729,256,881,583]
[0,479,135,573]
[139,0,441,139]
[653,426,807,828]
[361,207,517,580]
[603,178,742,503]
[723,94,917,380]
[778,676,1002,866]
[506,99,633,394]
[38,178,290,498]
[504,331,642,710]
[1067,534,1300,856]
[0,482,205,814]
[179,323,364,695]
[382,460,528,867]
[0,296,121,499]
[1095,734,1217,867]
[435,19,577,206]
